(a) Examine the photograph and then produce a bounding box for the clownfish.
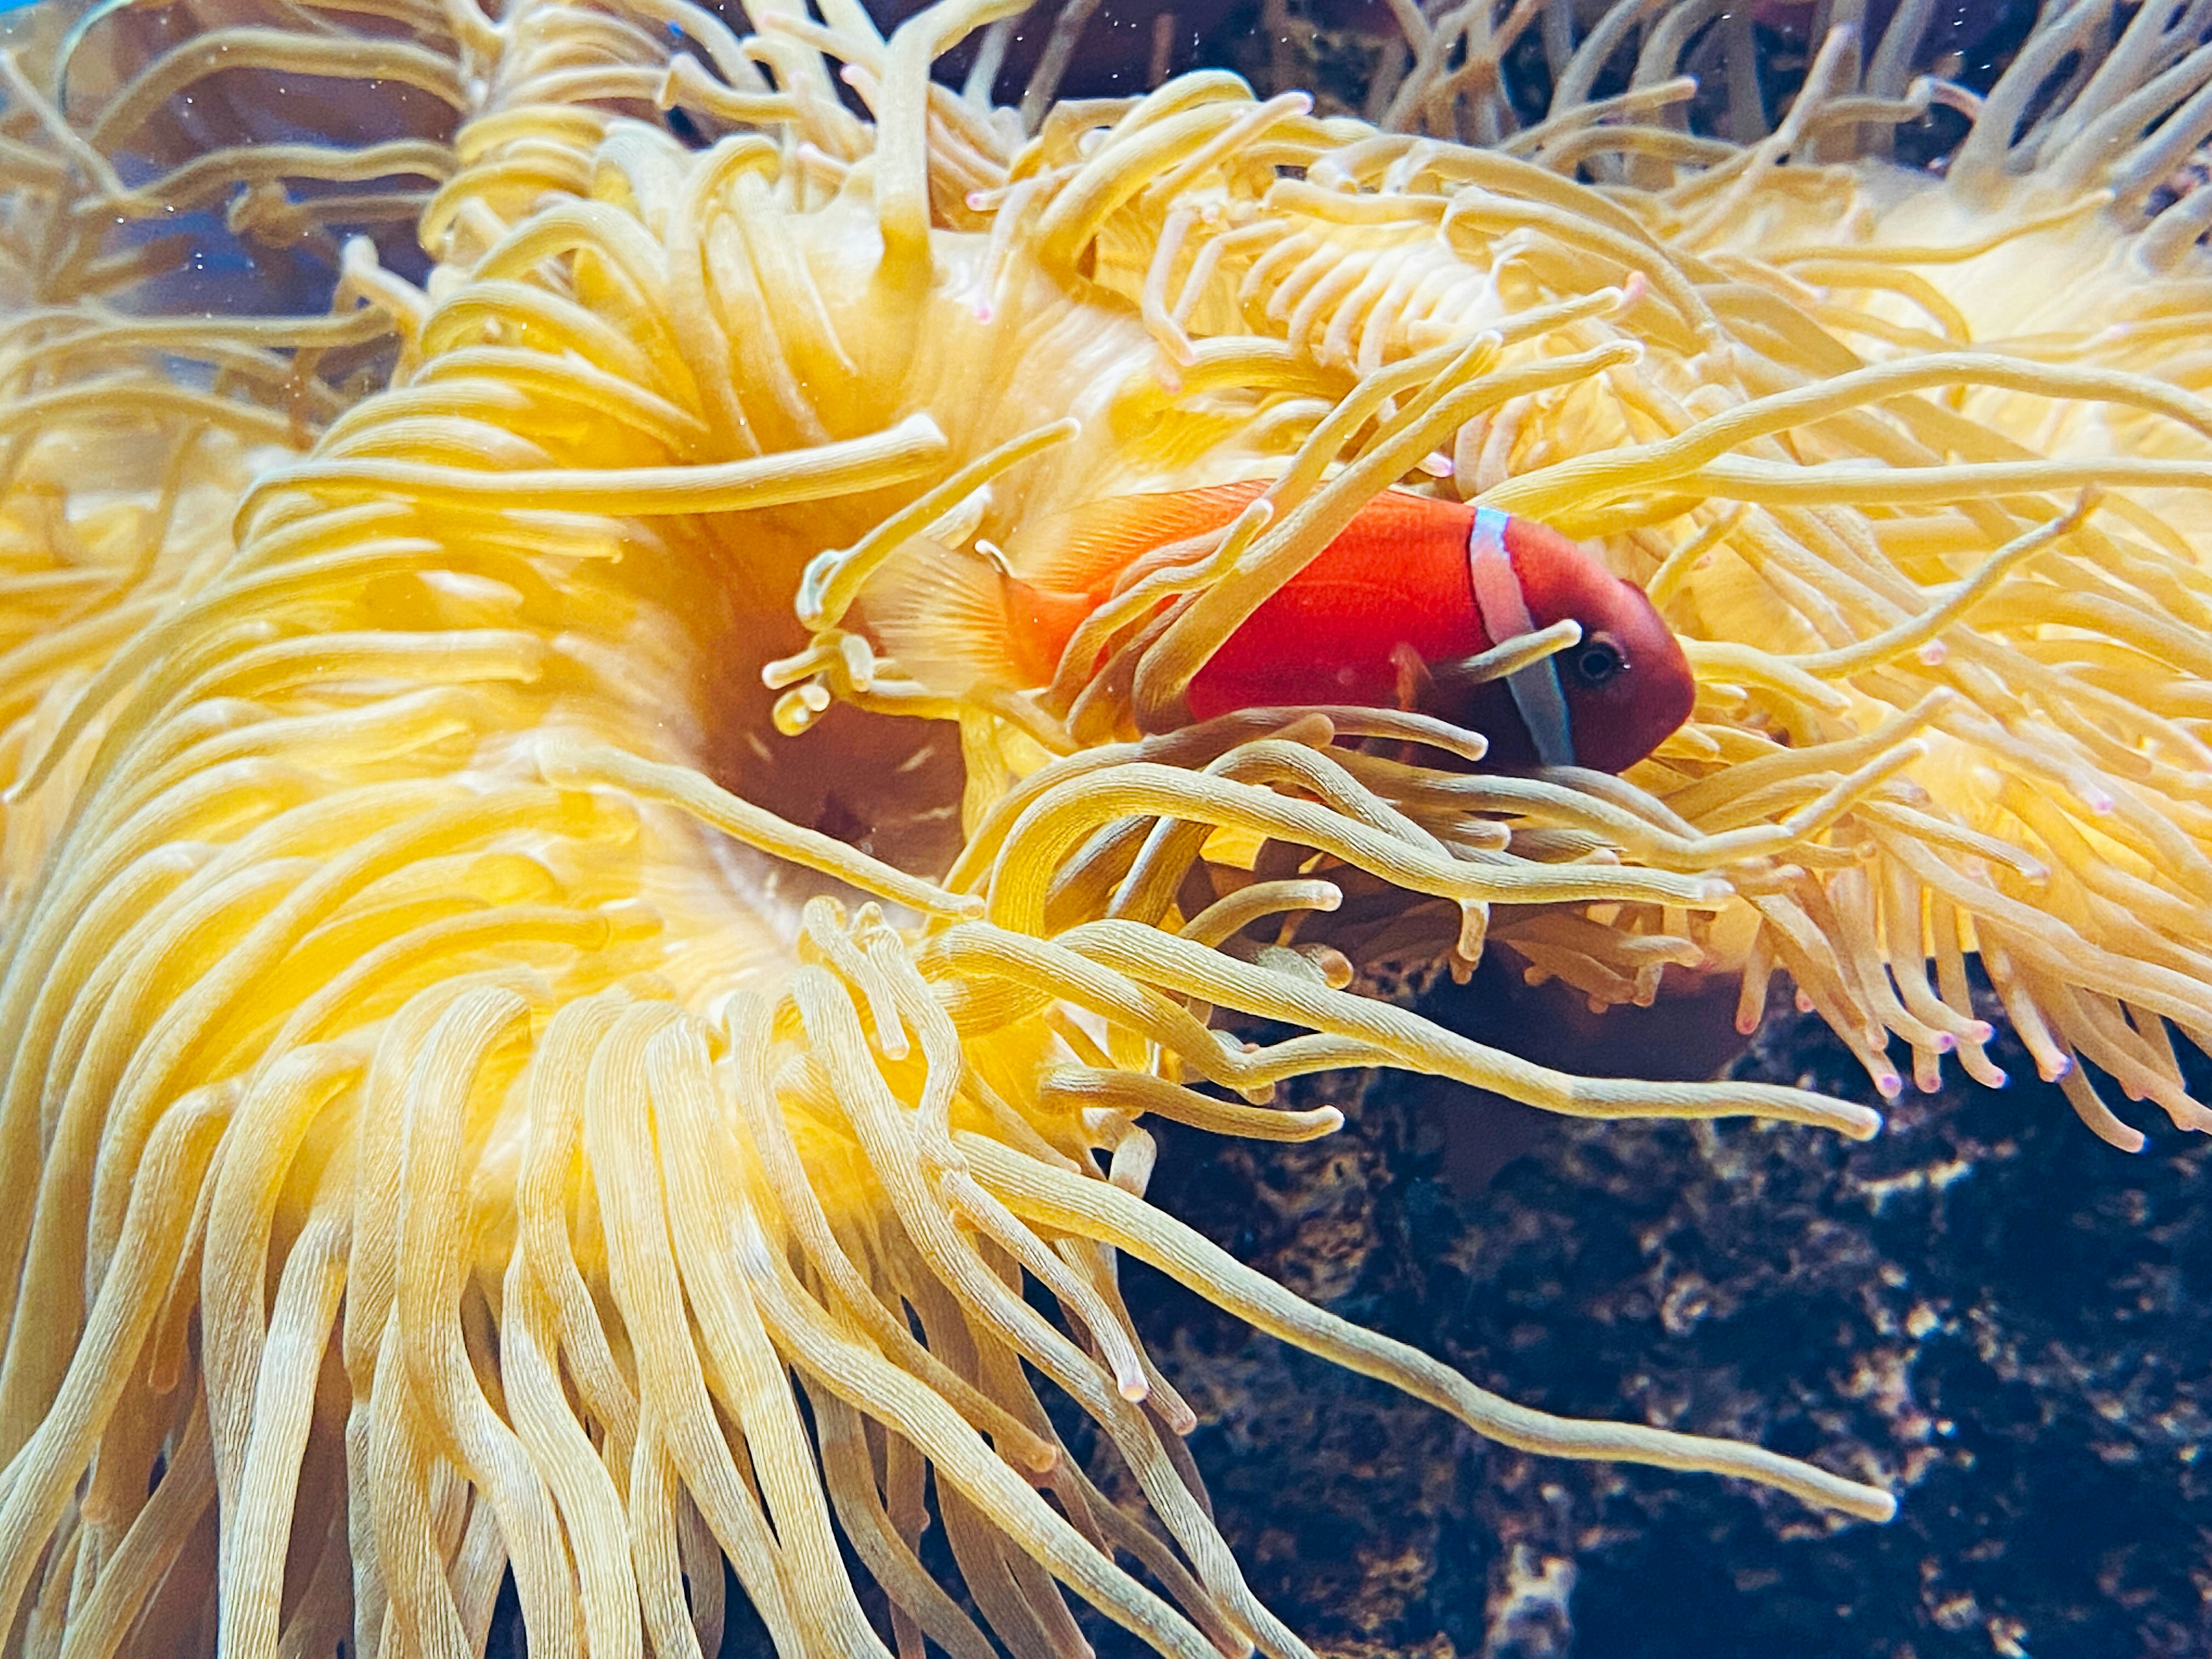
[869,478,1696,772]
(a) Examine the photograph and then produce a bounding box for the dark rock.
[1104,983,2212,1659]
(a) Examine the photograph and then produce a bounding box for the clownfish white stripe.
[1467,505,1577,768]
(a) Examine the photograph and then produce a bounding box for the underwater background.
[3,0,2206,1653]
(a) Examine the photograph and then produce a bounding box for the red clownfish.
[869,479,1695,772]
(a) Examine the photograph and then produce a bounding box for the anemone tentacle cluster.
[791,0,2212,1147]
[0,0,2209,1656]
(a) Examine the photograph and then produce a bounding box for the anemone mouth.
[695,600,971,888]
[5,1,2212,1657]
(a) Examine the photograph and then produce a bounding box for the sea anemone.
[0,0,2207,1655]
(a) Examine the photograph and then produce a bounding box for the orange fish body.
[872,479,1695,774]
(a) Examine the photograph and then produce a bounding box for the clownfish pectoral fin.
[1389,641,1435,713]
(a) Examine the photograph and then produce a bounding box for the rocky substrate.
[1086,971,2212,1659]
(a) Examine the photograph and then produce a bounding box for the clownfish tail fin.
[863,537,1031,697]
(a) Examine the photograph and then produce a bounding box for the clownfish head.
[1469,512,1697,774]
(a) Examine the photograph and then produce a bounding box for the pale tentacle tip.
[1836,1101,1885,1141]
[1873,1070,1904,1101]
[1118,1376,1150,1404]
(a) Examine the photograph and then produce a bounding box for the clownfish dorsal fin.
[1020,479,1272,596]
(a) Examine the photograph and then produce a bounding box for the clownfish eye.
[1570,633,1626,688]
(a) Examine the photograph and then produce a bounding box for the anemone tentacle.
[3,1,2210,1657]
